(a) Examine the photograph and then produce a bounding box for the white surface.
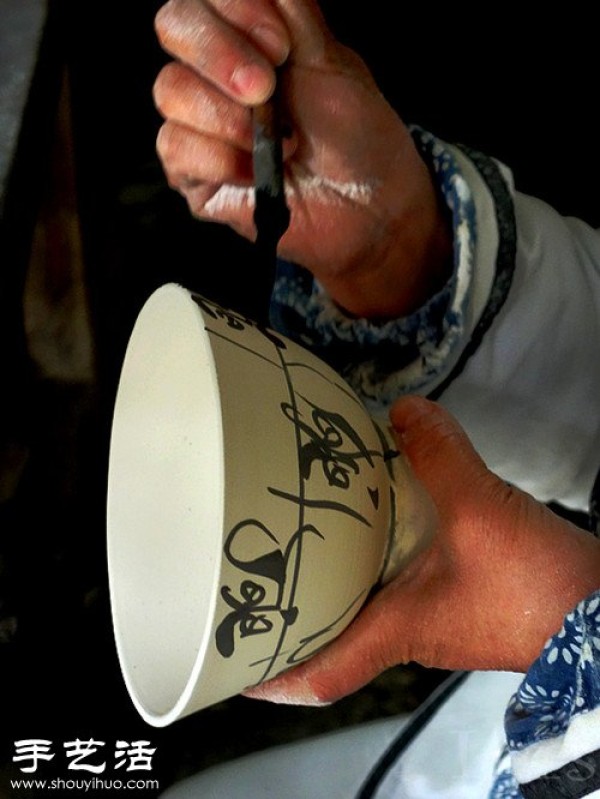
[161,671,523,799]
[108,285,426,726]
[107,284,224,725]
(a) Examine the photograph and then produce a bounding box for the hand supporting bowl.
[107,284,435,727]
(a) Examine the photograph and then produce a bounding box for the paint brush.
[252,75,290,327]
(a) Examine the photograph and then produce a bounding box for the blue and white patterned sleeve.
[489,591,600,799]
[269,127,517,421]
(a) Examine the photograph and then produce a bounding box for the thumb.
[390,396,487,507]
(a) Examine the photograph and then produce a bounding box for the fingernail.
[251,25,290,66]
[231,63,274,104]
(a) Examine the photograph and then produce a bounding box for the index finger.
[155,0,290,104]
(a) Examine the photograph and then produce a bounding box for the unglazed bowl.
[107,284,434,726]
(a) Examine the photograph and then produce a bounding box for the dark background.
[1,3,598,796]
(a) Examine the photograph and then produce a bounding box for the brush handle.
[252,81,290,326]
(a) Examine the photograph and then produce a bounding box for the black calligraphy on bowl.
[194,295,398,683]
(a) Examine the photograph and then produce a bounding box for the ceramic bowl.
[107,284,433,726]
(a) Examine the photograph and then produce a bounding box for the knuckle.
[155,122,172,158]
[152,62,181,117]
[305,673,339,706]
[152,72,169,117]
[154,2,171,44]
[154,0,179,44]
[155,122,184,170]
[369,629,397,675]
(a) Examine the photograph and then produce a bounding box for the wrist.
[496,514,600,674]
[318,173,453,320]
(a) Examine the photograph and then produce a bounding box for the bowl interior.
[107,284,223,724]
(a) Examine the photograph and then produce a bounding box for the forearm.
[490,509,600,674]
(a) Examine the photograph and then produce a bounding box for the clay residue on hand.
[203,175,376,216]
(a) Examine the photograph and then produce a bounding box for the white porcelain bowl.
[107,284,432,726]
